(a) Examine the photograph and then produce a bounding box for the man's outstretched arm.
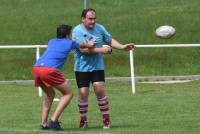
[110,39,135,51]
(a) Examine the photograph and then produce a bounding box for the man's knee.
[93,82,104,88]
[93,82,105,96]
[79,87,89,98]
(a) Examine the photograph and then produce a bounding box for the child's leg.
[41,87,55,127]
[51,80,73,121]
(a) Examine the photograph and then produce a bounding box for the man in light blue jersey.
[72,8,135,129]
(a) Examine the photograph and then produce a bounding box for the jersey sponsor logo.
[84,34,100,43]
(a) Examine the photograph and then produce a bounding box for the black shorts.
[75,70,105,88]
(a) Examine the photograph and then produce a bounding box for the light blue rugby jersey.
[72,23,112,72]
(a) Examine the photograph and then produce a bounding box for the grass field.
[0,0,200,80]
[0,80,200,134]
[1,1,200,134]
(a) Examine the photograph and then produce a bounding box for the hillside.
[0,0,199,80]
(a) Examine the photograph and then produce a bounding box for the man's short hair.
[81,8,96,18]
[57,24,72,38]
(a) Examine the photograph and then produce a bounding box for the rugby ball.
[155,25,176,39]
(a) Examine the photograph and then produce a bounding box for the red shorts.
[32,66,66,88]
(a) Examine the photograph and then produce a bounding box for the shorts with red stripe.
[32,66,66,88]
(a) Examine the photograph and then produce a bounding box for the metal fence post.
[84,0,89,9]
[130,50,136,94]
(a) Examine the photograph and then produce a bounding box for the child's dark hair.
[57,24,72,38]
[81,8,96,18]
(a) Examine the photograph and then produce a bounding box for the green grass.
[0,0,200,44]
[0,80,200,134]
[0,0,200,80]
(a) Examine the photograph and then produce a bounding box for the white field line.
[0,128,40,133]
[139,79,194,84]
[0,127,113,134]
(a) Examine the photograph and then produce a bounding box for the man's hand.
[80,45,112,54]
[86,41,95,48]
[102,45,112,54]
[80,41,95,48]
[122,43,135,51]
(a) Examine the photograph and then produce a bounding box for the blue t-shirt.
[72,23,112,72]
[34,38,79,70]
